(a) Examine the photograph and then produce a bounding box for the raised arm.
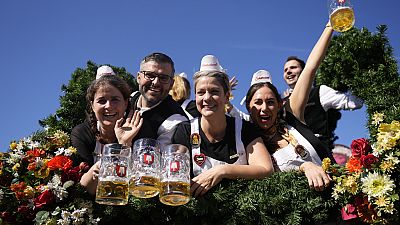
[287,22,334,122]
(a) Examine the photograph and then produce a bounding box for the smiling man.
[282,56,363,150]
[130,52,188,146]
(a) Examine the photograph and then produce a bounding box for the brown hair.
[86,75,132,140]
[245,82,282,113]
[286,56,305,70]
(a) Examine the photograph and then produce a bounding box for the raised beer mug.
[95,143,131,205]
[130,138,161,198]
[328,0,355,32]
[159,144,191,206]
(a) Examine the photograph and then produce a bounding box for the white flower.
[385,153,400,165]
[55,148,65,156]
[361,172,396,198]
[54,186,69,201]
[51,174,62,187]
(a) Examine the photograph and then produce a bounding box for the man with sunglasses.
[130,52,188,146]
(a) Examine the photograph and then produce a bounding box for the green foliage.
[39,61,138,134]
[91,172,337,225]
[317,25,400,137]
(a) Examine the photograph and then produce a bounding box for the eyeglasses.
[140,71,171,84]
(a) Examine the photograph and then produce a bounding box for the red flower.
[0,211,16,223]
[346,156,362,173]
[47,155,73,171]
[26,148,45,159]
[34,189,55,209]
[62,166,81,183]
[360,154,378,169]
[350,138,371,158]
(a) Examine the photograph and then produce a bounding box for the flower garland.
[0,130,98,224]
[323,113,400,224]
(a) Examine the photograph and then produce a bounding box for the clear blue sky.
[0,0,399,151]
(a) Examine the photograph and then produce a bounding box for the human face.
[248,86,282,134]
[283,60,303,89]
[91,84,128,129]
[195,76,229,118]
[137,61,174,108]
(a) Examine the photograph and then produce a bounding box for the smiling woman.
[172,69,274,197]
[70,75,143,195]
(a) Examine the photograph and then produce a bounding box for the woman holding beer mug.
[245,21,334,191]
[172,70,274,197]
[71,75,143,194]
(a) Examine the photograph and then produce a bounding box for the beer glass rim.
[134,138,160,147]
[103,143,131,156]
[162,144,190,157]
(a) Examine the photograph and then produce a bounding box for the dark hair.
[245,82,282,113]
[140,52,175,75]
[193,70,230,94]
[286,56,305,70]
[86,75,132,140]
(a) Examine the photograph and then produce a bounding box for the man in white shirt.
[283,56,363,149]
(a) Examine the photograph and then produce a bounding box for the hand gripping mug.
[328,0,355,32]
[159,144,191,206]
[95,144,131,205]
[130,138,161,198]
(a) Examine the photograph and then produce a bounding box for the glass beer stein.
[328,0,355,32]
[159,144,191,206]
[95,144,131,205]
[130,138,161,198]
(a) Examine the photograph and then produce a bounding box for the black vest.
[130,93,188,143]
[304,86,341,148]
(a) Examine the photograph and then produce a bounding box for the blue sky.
[0,0,399,151]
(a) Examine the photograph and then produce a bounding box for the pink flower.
[350,138,371,158]
[341,204,358,220]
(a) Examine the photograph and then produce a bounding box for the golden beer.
[130,176,160,198]
[95,180,129,205]
[329,6,355,32]
[159,181,190,206]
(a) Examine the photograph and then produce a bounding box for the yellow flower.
[12,163,20,171]
[344,175,359,194]
[23,186,36,199]
[380,161,395,173]
[34,159,50,178]
[322,158,331,172]
[67,146,77,154]
[375,196,390,208]
[9,142,17,150]
[371,112,384,126]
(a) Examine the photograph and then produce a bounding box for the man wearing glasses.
[130,52,188,146]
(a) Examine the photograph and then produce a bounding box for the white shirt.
[319,85,363,111]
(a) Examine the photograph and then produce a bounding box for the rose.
[360,154,378,169]
[62,166,81,183]
[350,138,371,158]
[34,189,55,209]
